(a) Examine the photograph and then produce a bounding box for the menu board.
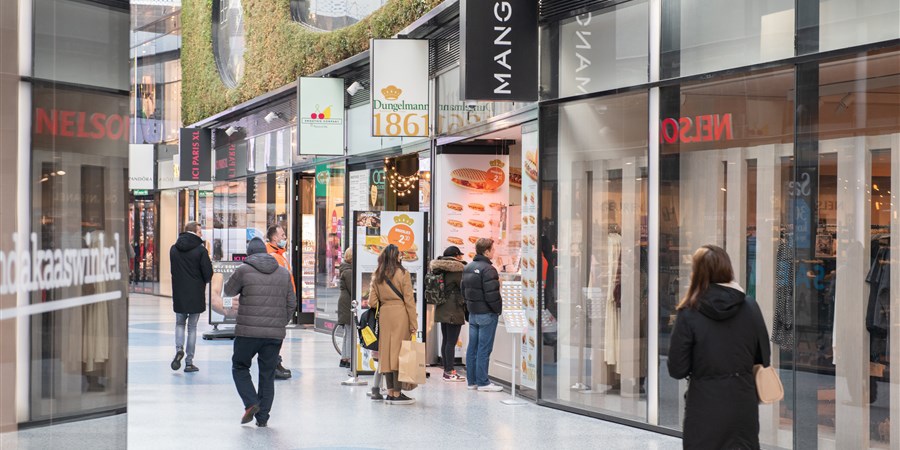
[519,130,539,390]
[349,170,369,214]
[300,214,316,313]
[352,211,428,373]
[208,261,242,325]
[435,154,511,270]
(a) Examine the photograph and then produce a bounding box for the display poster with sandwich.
[435,154,511,270]
[352,210,427,373]
[300,214,316,313]
[519,130,539,390]
[209,261,242,325]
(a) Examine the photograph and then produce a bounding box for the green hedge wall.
[181,0,443,124]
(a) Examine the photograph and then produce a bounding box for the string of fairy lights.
[385,157,419,197]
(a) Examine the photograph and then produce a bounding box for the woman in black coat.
[668,245,771,450]
[337,248,353,367]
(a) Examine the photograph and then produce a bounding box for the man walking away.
[169,221,213,373]
[265,224,294,379]
[225,238,296,427]
[461,238,503,392]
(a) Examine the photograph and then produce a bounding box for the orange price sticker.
[484,167,506,191]
[387,224,415,251]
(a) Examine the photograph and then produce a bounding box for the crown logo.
[381,85,402,101]
[394,214,415,225]
[489,159,505,168]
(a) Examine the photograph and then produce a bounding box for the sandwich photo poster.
[436,154,511,267]
[353,210,427,373]
[519,129,540,390]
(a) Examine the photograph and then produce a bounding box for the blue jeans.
[175,313,201,364]
[232,337,283,423]
[466,313,499,387]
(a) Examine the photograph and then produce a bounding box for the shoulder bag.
[753,325,784,404]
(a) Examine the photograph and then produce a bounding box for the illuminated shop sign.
[659,113,734,144]
[34,108,129,141]
[179,128,212,182]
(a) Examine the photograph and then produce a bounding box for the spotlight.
[264,112,279,123]
[346,81,363,96]
[225,126,239,136]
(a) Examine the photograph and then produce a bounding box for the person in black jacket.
[668,245,771,450]
[336,248,353,368]
[461,238,503,392]
[429,246,467,382]
[169,221,213,373]
[225,237,297,427]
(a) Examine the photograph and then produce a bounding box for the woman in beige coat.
[369,244,418,405]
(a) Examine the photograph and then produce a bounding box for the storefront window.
[817,0,899,53]
[436,67,532,135]
[661,0,794,79]
[313,162,346,330]
[657,68,796,445]
[541,91,649,421]
[549,0,649,99]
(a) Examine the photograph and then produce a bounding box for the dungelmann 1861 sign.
[460,0,538,102]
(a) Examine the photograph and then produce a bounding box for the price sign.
[387,223,415,251]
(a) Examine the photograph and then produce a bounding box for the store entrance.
[294,171,316,325]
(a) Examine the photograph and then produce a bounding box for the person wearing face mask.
[266,225,294,380]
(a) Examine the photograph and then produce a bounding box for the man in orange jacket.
[266,224,295,380]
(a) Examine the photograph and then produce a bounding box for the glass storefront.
[541,92,650,420]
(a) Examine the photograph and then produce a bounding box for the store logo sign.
[460,0,538,101]
[179,128,211,182]
[34,108,129,141]
[660,113,734,144]
[298,77,345,155]
[370,39,430,137]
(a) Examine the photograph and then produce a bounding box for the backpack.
[357,306,379,351]
[424,270,447,305]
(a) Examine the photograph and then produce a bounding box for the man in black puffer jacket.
[224,237,297,427]
[461,238,503,392]
[169,221,213,373]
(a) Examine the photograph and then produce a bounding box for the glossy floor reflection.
[6,294,684,449]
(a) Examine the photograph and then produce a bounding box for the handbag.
[753,326,784,404]
[357,302,379,351]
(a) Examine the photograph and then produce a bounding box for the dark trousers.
[232,336,283,423]
[440,323,462,373]
[383,371,400,391]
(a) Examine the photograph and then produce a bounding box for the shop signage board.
[460,0,539,101]
[297,77,345,155]
[208,261,241,325]
[352,211,428,373]
[369,39,430,137]
[214,141,249,180]
[519,128,539,390]
[128,144,155,190]
[659,113,734,144]
[179,128,212,182]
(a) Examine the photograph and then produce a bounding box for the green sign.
[315,164,328,197]
[133,189,149,196]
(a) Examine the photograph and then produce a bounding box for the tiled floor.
[4,294,683,449]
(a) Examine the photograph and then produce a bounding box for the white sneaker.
[477,383,504,392]
[467,385,478,390]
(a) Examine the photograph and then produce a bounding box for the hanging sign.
[370,39,430,137]
[298,77,345,155]
[179,128,212,181]
[129,144,155,190]
[460,0,539,101]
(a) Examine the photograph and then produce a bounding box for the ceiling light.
[56,170,66,175]
[264,112,279,123]
[346,81,363,96]
[225,126,239,136]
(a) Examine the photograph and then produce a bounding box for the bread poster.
[519,129,539,390]
[436,154,511,273]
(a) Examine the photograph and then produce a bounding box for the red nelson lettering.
[35,108,56,134]
[76,112,90,138]
[661,118,678,144]
[678,117,693,143]
[715,113,733,141]
[59,110,76,137]
[661,114,735,144]
[701,114,714,142]
[106,115,124,140]
[90,113,107,139]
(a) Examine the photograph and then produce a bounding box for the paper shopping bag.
[398,340,427,386]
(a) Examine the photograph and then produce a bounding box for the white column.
[890,133,900,450]
[590,160,612,391]
[725,148,748,285]
[756,144,782,447]
[647,87,661,426]
[834,137,870,449]
[620,157,642,409]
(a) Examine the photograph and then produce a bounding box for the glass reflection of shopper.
[368,244,418,405]
[429,246,467,382]
[265,225,294,380]
[169,221,213,373]
[337,248,354,368]
[461,238,503,392]
[668,245,770,450]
